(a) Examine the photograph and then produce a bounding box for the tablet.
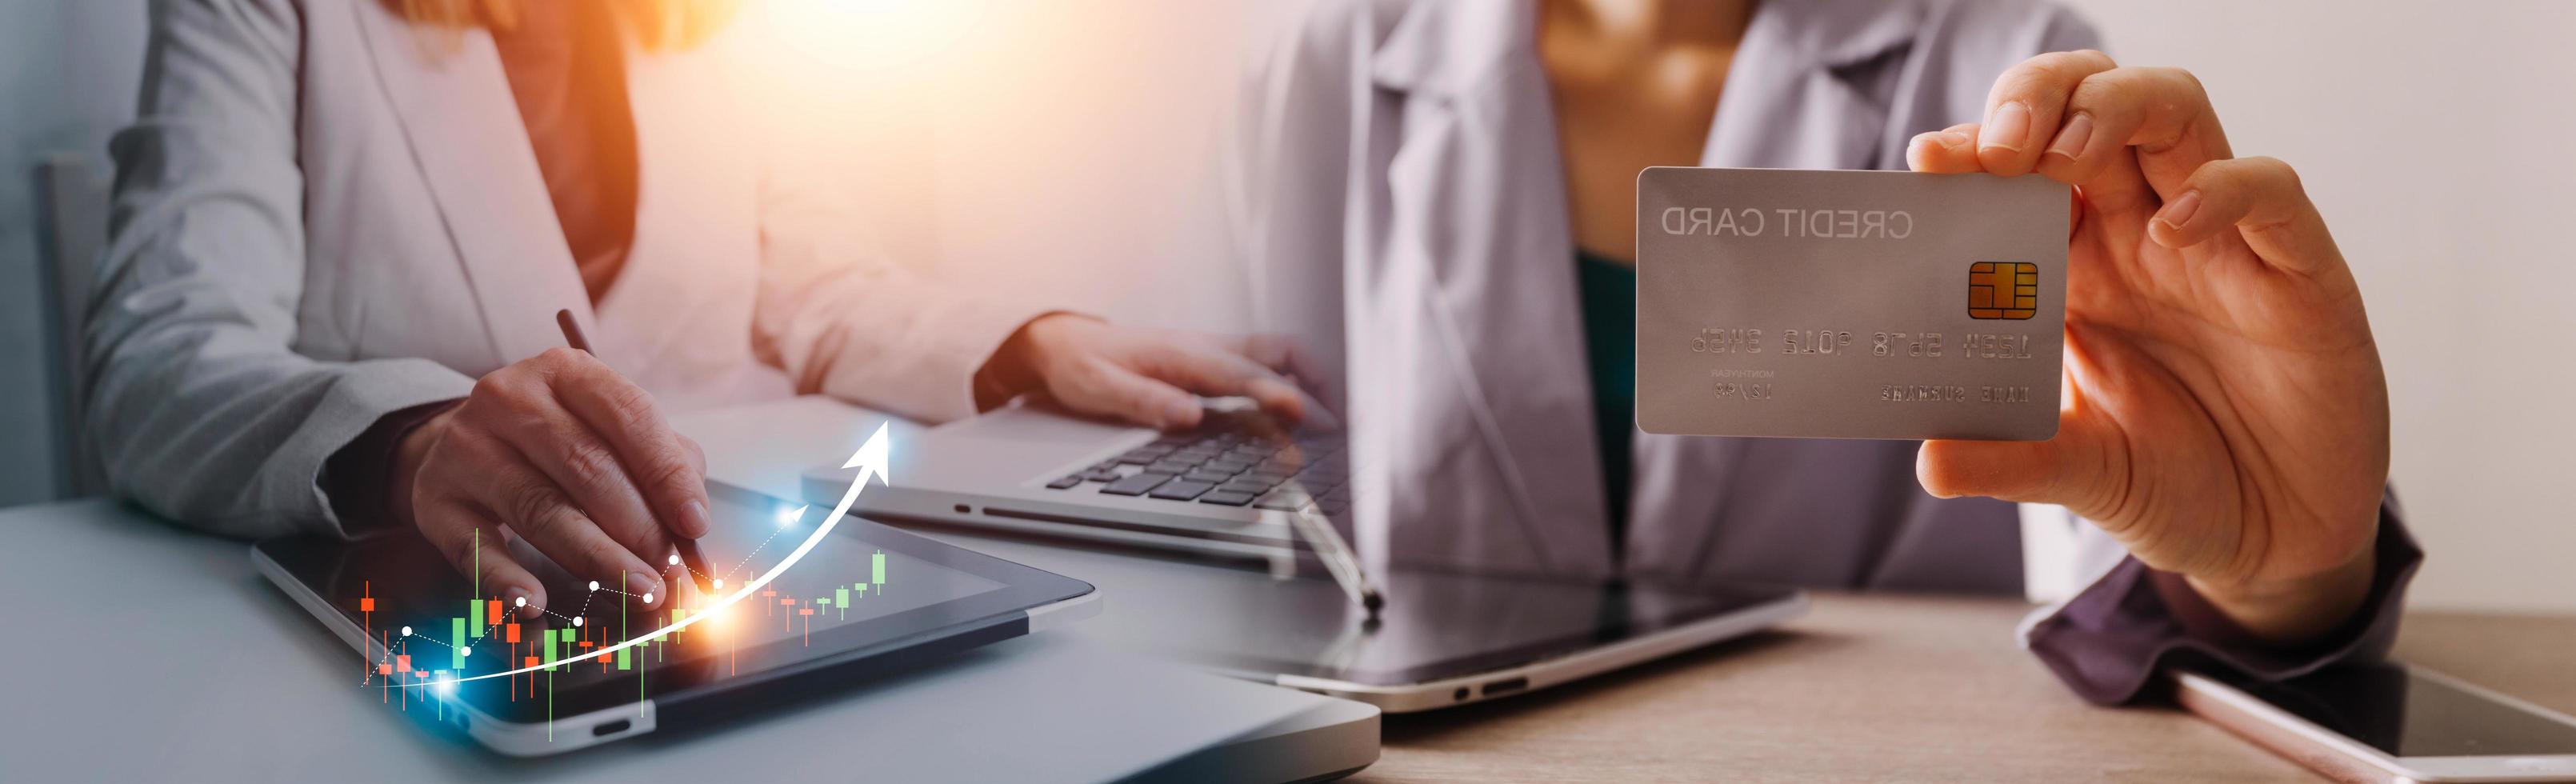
[938,534,1806,713]
[253,482,1097,756]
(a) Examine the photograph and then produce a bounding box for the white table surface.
[0,396,1370,782]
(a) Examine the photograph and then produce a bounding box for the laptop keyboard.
[1040,412,1349,516]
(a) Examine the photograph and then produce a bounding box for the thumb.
[1916,411,2117,511]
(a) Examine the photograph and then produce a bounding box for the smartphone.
[2174,663,2576,782]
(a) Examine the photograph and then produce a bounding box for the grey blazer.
[90,0,1048,539]
[1233,0,2420,702]
[1240,0,2105,586]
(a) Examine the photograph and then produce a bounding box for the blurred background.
[2,0,2568,612]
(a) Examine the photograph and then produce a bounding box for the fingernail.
[1938,130,1972,150]
[505,587,539,618]
[1253,378,1300,409]
[682,500,710,536]
[1982,102,2031,153]
[1163,398,1198,428]
[2158,190,2203,230]
[2045,112,2094,162]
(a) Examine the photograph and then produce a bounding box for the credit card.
[1634,167,2068,441]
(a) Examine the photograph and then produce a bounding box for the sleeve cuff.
[2019,495,2422,704]
[813,294,1061,424]
[318,397,464,538]
[299,359,478,537]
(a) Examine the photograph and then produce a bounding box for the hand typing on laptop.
[973,313,1333,430]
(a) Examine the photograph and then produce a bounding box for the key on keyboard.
[1040,409,1347,511]
[1099,472,1173,496]
[1148,480,1214,501]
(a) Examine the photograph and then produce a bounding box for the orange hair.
[384,0,742,51]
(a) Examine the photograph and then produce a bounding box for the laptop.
[801,402,1341,559]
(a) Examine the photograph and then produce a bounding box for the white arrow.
[423,423,894,686]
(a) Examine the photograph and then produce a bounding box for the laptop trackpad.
[902,406,1153,488]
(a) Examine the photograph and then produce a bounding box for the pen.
[557,309,718,597]
[1287,502,1384,621]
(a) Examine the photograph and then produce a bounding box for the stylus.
[557,309,721,598]
[1288,504,1384,620]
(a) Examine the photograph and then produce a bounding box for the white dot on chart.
[641,593,654,604]
[400,626,411,637]
[712,578,725,590]
[588,580,599,591]
[667,554,680,566]
[573,617,585,627]
[460,647,471,658]
[514,596,527,607]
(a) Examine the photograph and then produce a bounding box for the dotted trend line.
[726,527,787,580]
[662,561,716,586]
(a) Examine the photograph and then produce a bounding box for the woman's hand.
[393,348,710,619]
[978,314,1333,430]
[1906,51,2388,643]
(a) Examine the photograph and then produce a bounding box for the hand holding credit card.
[1635,167,2069,441]
[1622,53,2390,646]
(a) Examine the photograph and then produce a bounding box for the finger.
[681,434,707,479]
[1917,422,2111,508]
[2050,66,2230,202]
[473,453,666,606]
[1906,123,1984,174]
[2150,156,2341,274]
[1233,335,1334,403]
[1140,343,1309,425]
[1916,323,2138,518]
[1062,358,1204,430]
[542,349,712,540]
[478,386,674,575]
[415,497,550,618]
[1977,50,2119,177]
[2070,146,2160,248]
[1225,354,1329,429]
[1232,335,1346,430]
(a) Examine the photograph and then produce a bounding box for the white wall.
[2056,0,2576,613]
[898,1,1288,332]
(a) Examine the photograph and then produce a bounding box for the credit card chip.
[1968,262,2038,319]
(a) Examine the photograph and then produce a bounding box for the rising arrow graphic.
[428,423,894,686]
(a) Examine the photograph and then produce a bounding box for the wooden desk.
[1355,593,2576,782]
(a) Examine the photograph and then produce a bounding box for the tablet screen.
[950,534,1798,687]
[259,483,1086,723]
[1119,567,1791,686]
[2211,663,2576,757]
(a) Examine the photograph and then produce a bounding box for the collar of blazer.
[348,3,606,366]
[1367,0,1928,102]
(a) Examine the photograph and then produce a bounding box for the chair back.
[32,153,112,498]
